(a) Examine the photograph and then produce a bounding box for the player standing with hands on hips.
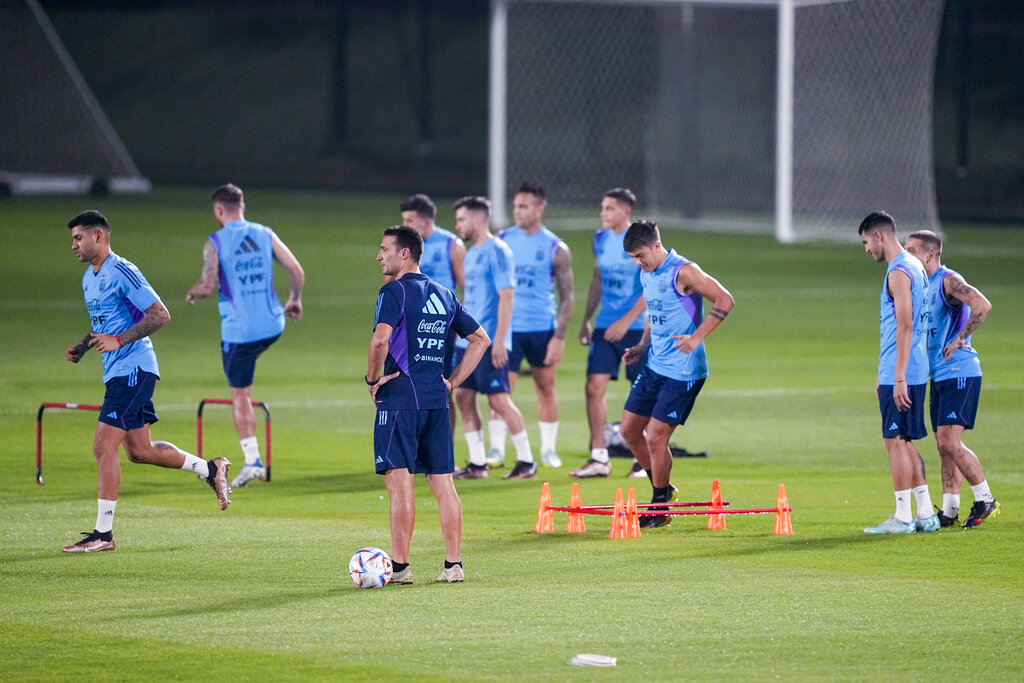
[63,210,231,553]
[186,184,305,489]
[618,221,734,528]
[367,226,489,584]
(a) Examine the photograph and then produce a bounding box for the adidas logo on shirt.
[234,236,261,255]
[421,292,447,315]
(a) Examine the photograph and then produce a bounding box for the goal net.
[0,0,150,196]
[490,0,944,241]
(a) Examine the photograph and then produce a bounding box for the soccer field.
[1,187,1021,680]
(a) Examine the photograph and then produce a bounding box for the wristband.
[365,375,380,386]
[115,335,124,347]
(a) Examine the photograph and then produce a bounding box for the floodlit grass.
[1,188,1021,680]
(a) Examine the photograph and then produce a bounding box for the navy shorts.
[99,368,159,431]
[456,345,510,395]
[877,383,927,440]
[509,330,554,370]
[374,408,454,475]
[930,376,981,431]
[587,328,645,381]
[222,335,280,388]
[623,369,705,427]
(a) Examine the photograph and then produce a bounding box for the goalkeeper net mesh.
[500,0,943,240]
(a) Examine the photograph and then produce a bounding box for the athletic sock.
[488,419,507,457]
[239,435,261,466]
[465,430,487,467]
[590,448,610,464]
[970,480,994,503]
[180,453,210,479]
[942,493,961,519]
[539,420,559,453]
[95,498,116,534]
[444,560,462,569]
[652,486,670,503]
[911,484,933,519]
[510,430,534,464]
[894,489,912,524]
[392,561,409,573]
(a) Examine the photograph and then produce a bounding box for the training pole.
[196,399,272,481]
[35,402,101,484]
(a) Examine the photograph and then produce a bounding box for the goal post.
[0,0,151,196]
[489,0,944,241]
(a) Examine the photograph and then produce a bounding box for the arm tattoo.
[962,311,985,338]
[552,245,574,338]
[119,302,169,344]
[708,307,729,322]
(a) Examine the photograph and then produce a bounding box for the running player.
[186,184,305,489]
[904,230,999,528]
[367,225,488,584]
[63,210,231,553]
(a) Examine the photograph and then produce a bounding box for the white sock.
[894,489,912,524]
[488,419,507,456]
[590,448,610,464]
[180,453,210,479]
[942,493,961,519]
[240,435,261,466]
[465,430,487,467]
[911,485,933,519]
[970,480,994,503]
[539,420,559,454]
[95,498,116,534]
[510,430,534,464]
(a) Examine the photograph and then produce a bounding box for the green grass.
[1,188,1022,681]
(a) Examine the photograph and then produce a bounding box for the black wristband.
[365,375,380,386]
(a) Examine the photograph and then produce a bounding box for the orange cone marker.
[625,487,642,538]
[608,488,626,539]
[535,481,554,533]
[774,484,793,535]
[707,478,727,530]
[566,481,586,533]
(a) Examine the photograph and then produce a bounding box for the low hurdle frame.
[35,402,101,485]
[196,399,272,481]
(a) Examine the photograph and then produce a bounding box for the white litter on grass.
[568,654,616,667]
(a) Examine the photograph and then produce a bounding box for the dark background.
[37,0,1024,221]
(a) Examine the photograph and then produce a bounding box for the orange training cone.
[774,484,793,535]
[707,478,727,530]
[625,487,642,538]
[608,488,626,539]
[535,481,554,533]
[566,481,586,533]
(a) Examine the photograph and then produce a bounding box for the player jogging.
[858,211,940,534]
[488,183,574,470]
[904,230,999,528]
[572,188,648,479]
[186,184,305,489]
[63,210,231,553]
[619,221,734,528]
[367,225,489,584]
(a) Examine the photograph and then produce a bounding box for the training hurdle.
[35,402,101,485]
[196,399,272,481]
[535,479,793,537]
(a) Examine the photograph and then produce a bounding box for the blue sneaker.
[914,514,941,533]
[864,515,916,534]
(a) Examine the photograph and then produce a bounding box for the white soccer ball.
[348,547,393,588]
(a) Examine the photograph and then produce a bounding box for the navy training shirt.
[373,273,480,410]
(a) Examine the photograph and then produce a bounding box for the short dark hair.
[604,187,636,208]
[515,182,546,203]
[399,194,437,220]
[908,229,943,256]
[384,225,423,263]
[67,210,110,232]
[857,210,896,236]
[212,183,244,206]
[623,220,660,252]
[453,195,491,217]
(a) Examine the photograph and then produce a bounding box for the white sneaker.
[485,448,505,468]
[391,566,413,585]
[540,450,562,468]
[436,564,464,583]
[569,459,611,478]
[230,462,266,488]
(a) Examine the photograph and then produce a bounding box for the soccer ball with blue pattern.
[348,547,393,588]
